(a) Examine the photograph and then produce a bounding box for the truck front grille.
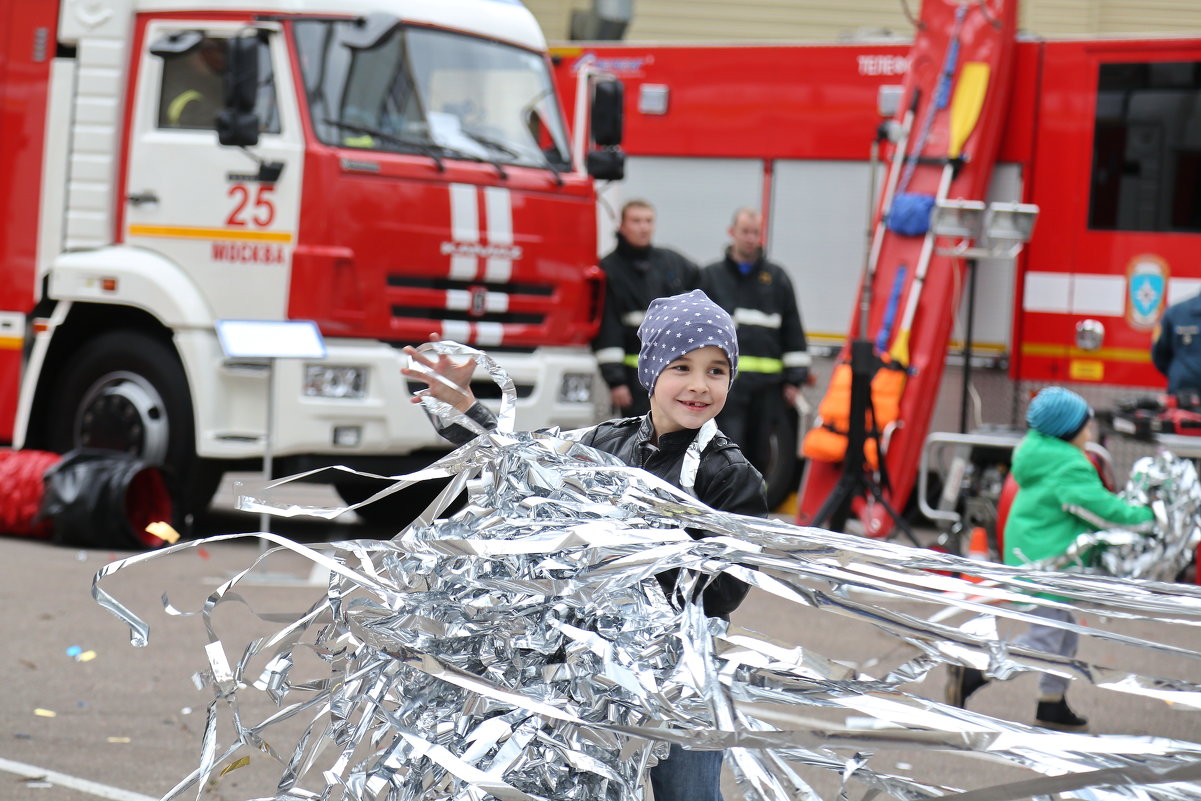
[387,275,553,328]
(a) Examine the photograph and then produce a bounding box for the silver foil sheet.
[92,344,1201,801]
[1035,451,1201,581]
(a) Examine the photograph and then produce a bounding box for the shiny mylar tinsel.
[94,343,1201,801]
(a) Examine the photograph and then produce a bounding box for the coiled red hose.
[0,449,63,537]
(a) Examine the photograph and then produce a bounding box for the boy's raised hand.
[402,343,477,413]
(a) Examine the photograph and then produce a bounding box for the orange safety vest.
[801,357,906,470]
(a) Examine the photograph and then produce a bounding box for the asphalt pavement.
[2,474,1198,801]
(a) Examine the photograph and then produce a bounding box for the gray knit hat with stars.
[637,289,738,394]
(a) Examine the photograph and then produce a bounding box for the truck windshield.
[294,20,572,172]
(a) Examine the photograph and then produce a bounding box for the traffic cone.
[967,526,990,561]
[962,526,990,583]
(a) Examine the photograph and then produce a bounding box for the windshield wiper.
[454,130,516,181]
[529,146,565,187]
[461,130,521,159]
[322,119,445,172]
[323,119,551,183]
[462,130,569,185]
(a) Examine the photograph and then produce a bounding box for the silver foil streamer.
[92,344,1201,801]
[1037,451,1201,582]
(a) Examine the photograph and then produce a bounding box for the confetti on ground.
[145,521,180,544]
[33,709,56,718]
[219,756,250,776]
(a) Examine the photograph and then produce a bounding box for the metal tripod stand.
[808,125,919,545]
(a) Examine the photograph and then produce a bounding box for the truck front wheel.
[47,331,215,523]
[762,407,800,511]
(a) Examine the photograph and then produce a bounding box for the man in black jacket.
[701,207,810,477]
[592,200,700,416]
[1152,291,1201,396]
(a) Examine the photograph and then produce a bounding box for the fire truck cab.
[2,0,617,523]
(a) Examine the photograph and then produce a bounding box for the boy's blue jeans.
[649,744,724,801]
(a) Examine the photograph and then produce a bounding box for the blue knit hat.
[637,290,738,394]
[1027,387,1092,440]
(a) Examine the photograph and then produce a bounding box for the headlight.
[558,373,593,404]
[304,365,367,399]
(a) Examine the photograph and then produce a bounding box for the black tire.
[335,476,465,531]
[47,331,210,524]
[762,408,800,511]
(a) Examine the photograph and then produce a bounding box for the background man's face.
[729,212,762,262]
[619,207,655,248]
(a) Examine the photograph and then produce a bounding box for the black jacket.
[701,250,810,386]
[1152,293,1201,394]
[439,405,766,617]
[592,235,700,391]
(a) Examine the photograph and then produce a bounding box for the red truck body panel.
[0,2,58,442]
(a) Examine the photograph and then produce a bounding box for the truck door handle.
[126,191,159,206]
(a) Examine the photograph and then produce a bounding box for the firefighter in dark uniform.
[592,200,700,416]
[701,207,810,478]
[1152,291,1201,396]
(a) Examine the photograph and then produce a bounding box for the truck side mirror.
[587,79,625,179]
[216,35,260,147]
[590,79,623,147]
[586,150,625,181]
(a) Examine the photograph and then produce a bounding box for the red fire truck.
[1,0,620,525]
[553,33,1201,511]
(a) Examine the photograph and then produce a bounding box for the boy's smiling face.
[649,345,731,437]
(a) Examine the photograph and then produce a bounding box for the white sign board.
[216,319,326,360]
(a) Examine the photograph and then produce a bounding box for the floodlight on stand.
[933,199,1040,259]
[983,202,1039,247]
[931,199,986,257]
[930,198,986,239]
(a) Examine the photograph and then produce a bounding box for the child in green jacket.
[948,387,1154,730]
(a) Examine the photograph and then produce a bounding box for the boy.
[947,386,1154,730]
[403,289,767,801]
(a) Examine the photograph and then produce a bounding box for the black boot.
[1035,697,1088,731]
[945,665,989,708]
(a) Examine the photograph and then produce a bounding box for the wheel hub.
[76,372,170,464]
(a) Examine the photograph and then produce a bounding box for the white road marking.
[0,756,159,801]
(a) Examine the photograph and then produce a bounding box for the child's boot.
[1034,696,1088,731]
[945,665,989,708]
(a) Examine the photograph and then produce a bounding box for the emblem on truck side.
[1127,255,1168,331]
[468,286,488,317]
